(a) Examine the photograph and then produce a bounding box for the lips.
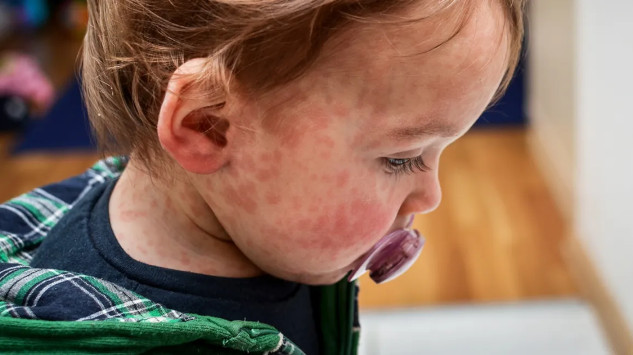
[348,226,425,284]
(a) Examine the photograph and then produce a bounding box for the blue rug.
[11,77,96,155]
[475,63,526,127]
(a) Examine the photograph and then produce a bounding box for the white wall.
[529,0,633,332]
[575,1,633,331]
[528,0,577,219]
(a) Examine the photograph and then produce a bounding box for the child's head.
[83,0,525,284]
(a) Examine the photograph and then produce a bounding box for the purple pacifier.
[348,216,425,284]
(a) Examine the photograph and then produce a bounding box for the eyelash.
[384,155,431,175]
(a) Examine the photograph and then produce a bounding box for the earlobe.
[157,58,230,175]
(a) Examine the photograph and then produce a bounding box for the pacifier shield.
[348,228,425,284]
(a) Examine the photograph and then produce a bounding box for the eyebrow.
[386,122,461,140]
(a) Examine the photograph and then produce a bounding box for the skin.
[110,0,510,285]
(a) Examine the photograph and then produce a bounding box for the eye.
[384,155,430,175]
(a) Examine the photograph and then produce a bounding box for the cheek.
[291,188,393,255]
[269,150,393,257]
[252,159,394,266]
[330,199,390,245]
[285,199,392,271]
[220,118,396,265]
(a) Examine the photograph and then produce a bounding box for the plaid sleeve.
[0,263,193,322]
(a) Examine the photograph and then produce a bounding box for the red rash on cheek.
[299,197,390,254]
[331,104,350,119]
[247,150,282,183]
[290,196,303,210]
[332,204,350,234]
[336,170,350,188]
[255,167,275,182]
[280,123,308,149]
[220,182,258,214]
[332,200,381,241]
[314,135,335,146]
[266,192,281,206]
[314,135,335,160]
[271,150,283,164]
[315,214,329,230]
[239,154,255,167]
[259,152,273,163]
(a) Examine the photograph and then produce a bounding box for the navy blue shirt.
[31,179,320,353]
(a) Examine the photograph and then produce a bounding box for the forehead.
[255,0,509,140]
[316,0,509,93]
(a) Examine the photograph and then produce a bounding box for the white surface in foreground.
[358,299,611,355]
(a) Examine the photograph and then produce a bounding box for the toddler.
[0,0,525,353]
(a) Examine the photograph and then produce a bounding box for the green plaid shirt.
[0,157,358,354]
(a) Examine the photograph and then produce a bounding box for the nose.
[399,172,442,215]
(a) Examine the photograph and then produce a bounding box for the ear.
[157,58,231,174]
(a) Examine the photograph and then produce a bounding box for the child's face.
[201,0,510,284]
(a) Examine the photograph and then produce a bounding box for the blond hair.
[82,0,526,170]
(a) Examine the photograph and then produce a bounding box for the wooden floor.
[0,139,100,202]
[0,128,578,308]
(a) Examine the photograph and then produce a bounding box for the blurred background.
[0,1,630,354]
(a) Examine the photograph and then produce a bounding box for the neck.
[109,159,263,278]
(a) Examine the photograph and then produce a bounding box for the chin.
[285,268,351,286]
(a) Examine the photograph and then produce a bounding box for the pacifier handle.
[347,226,425,284]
